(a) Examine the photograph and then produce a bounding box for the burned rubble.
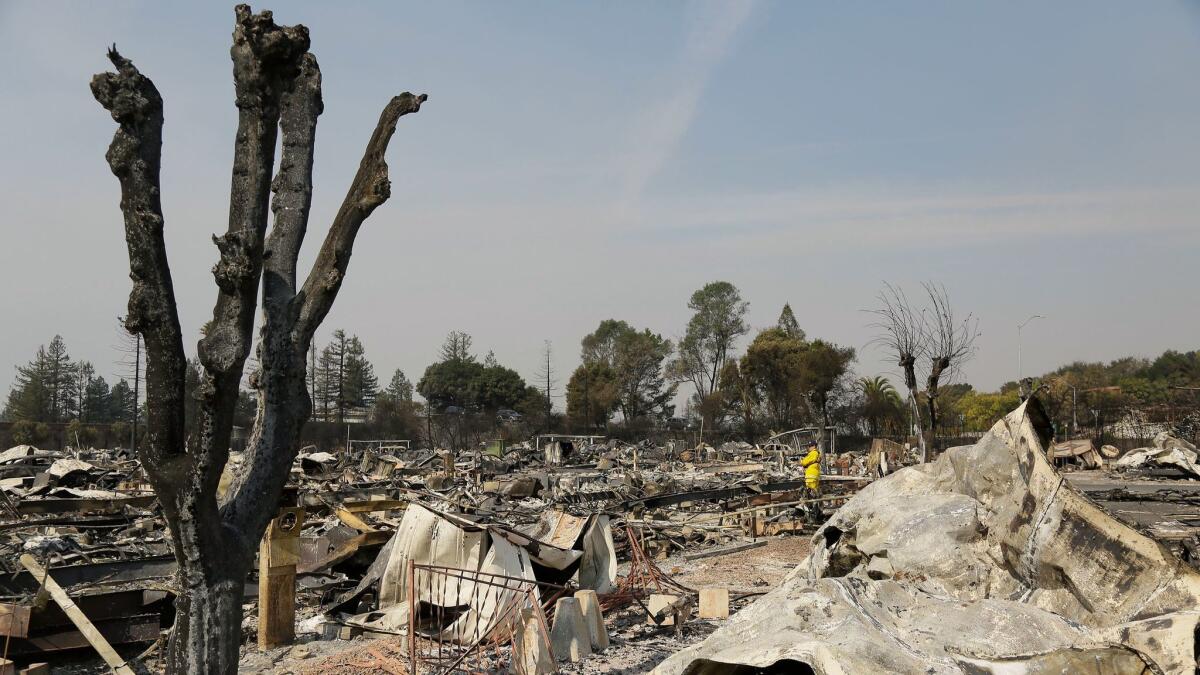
[0,428,871,673]
[655,401,1200,674]
[4,404,1200,673]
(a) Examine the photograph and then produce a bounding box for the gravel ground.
[555,534,812,674]
[665,534,812,591]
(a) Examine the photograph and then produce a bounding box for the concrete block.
[865,555,894,580]
[647,593,679,626]
[513,606,556,674]
[550,597,592,663]
[699,588,729,619]
[574,589,609,651]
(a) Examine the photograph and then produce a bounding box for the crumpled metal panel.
[654,400,1200,675]
[373,503,538,645]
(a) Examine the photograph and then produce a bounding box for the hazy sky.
[2,1,1198,409]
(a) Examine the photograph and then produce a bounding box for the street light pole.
[1070,385,1078,438]
[1017,314,1044,382]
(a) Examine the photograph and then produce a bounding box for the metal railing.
[405,561,566,674]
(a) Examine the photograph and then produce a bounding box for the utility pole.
[312,341,321,398]
[545,350,551,422]
[538,340,555,433]
[337,336,345,425]
[582,365,590,435]
[131,333,141,453]
[1071,385,1078,438]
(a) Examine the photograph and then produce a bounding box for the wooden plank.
[646,594,692,627]
[259,507,304,650]
[698,588,730,619]
[760,520,807,536]
[297,530,390,574]
[17,555,136,675]
[258,570,296,648]
[9,614,161,656]
[334,507,376,533]
[16,496,156,516]
[700,462,765,474]
[682,540,767,561]
[0,603,31,638]
[340,499,408,513]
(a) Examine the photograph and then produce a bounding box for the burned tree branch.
[921,282,979,436]
[92,45,238,675]
[221,52,323,535]
[90,49,188,475]
[264,52,322,303]
[194,6,311,506]
[295,92,427,345]
[868,283,929,461]
[867,283,924,394]
[227,90,426,536]
[200,5,309,376]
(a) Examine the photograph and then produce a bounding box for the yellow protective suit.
[800,447,821,491]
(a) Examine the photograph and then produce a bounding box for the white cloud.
[616,0,756,213]
[620,183,1200,251]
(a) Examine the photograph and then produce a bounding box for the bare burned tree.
[920,282,979,441]
[869,282,979,462]
[90,6,425,673]
[868,283,929,461]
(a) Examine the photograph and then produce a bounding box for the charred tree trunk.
[166,559,246,673]
[925,355,950,454]
[91,6,426,673]
[898,353,927,462]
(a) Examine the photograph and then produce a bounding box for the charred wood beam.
[625,480,810,511]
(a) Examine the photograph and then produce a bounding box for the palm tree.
[858,376,903,437]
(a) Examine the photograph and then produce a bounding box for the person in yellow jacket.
[800,443,821,493]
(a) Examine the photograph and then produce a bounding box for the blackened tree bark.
[921,282,978,444]
[90,6,426,673]
[869,283,977,462]
[869,283,928,462]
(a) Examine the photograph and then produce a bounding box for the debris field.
[3,411,1200,673]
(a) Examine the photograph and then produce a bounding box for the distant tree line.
[8,301,1196,452]
[942,349,1200,438]
[2,335,140,445]
[566,282,858,440]
[311,329,379,423]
